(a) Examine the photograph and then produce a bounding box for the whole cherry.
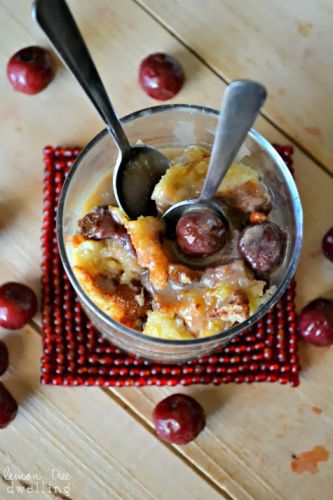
[176,210,227,257]
[322,226,333,262]
[139,53,184,100]
[0,383,18,428]
[0,341,9,376]
[153,393,205,444]
[0,282,38,330]
[298,298,333,346]
[7,46,55,95]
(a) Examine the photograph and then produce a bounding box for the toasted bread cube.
[74,266,150,329]
[71,238,122,277]
[143,311,193,340]
[127,217,170,289]
[152,145,271,214]
[218,163,271,213]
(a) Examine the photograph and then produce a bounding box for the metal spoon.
[32,0,170,220]
[162,80,267,235]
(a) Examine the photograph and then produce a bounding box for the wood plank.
[113,362,333,500]
[0,0,333,498]
[139,0,333,172]
[0,0,332,309]
[0,325,222,500]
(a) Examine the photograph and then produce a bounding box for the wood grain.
[139,0,333,172]
[0,326,222,500]
[112,362,333,500]
[0,0,333,499]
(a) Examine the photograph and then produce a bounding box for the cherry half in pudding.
[153,394,205,444]
[78,205,135,253]
[139,53,184,100]
[238,222,286,275]
[7,46,55,95]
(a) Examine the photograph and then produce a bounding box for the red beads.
[40,145,299,387]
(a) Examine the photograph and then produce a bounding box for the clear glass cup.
[57,104,303,363]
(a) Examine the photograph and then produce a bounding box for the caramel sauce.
[83,172,114,213]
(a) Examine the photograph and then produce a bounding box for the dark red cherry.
[79,206,135,254]
[0,383,18,428]
[0,282,38,330]
[7,46,55,95]
[322,226,333,262]
[298,298,333,346]
[176,210,227,257]
[79,206,117,240]
[139,53,184,100]
[153,394,205,445]
[0,341,9,376]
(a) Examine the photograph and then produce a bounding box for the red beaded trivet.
[41,144,299,387]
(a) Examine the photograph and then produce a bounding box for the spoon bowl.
[163,199,228,238]
[113,144,170,219]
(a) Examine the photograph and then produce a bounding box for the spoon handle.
[32,0,130,154]
[200,80,267,202]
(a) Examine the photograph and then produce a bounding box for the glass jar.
[57,104,303,363]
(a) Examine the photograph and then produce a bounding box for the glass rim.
[57,103,303,347]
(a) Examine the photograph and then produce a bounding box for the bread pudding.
[69,146,285,339]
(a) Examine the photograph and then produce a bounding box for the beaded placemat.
[41,144,299,387]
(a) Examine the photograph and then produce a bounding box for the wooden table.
[1,1,333,498]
